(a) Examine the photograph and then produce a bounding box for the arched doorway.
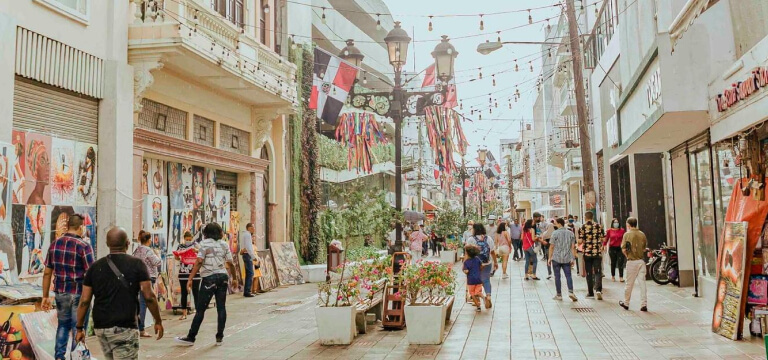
[260,145,270,248]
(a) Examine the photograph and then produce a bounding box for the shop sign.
[549,191,567,207]
[645,67,662,108]
[715,66,768,112]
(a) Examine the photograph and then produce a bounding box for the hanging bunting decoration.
[424,106,469,183]
[335,112,388,173]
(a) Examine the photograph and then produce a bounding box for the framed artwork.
[257,250,278,292]
[143,195,168,235]
[270,242,304,286]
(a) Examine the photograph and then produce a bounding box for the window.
[214,0,244,27]
[34,0,89,24]
[138,99,188,139]
[260,0,267,45]
[690,148,717,279]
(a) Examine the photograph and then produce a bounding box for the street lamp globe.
[384,21,411,71]
[432,35,458,82]
[339,39,365,68]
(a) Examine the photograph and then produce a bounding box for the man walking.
[76,227,164,360]
[42,214,95,360]
[541,219,555,279]
[176,223,239,346]
[548,218,578,301]
[620,217,648,311]
[508,219,523,261]
[578,212,605,300]
[239,223,257,297]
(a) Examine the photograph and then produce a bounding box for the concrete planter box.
[405,304,447,344]
[440,250,457,264]
[315,306,356,345]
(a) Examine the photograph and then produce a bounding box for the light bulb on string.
[428,16,433,32]
[376,14,381,30]
[478,68,483,80]
[459,102,463,110]
[528,10,532,24]
[494,101,498,108]
[580,0,585,10]
[508,101,512,109]
[514,59,518,72]
[290,35,297,50]
[529,61,533,72]
[479,14,484,31]
[321,7,327,24]
[489,108,493,114]
[492,74,496,87]
[547,19,551,33]
[548,49,551,58]
[595,5,599,16]
[479,114,482,120]
[363,72,368,85]
[497,31,501,43]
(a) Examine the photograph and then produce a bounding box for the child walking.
[463,245,484,312]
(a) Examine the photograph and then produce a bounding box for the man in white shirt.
[239,223,257,297]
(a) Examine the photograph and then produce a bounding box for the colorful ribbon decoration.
[424,106,469,185]
[335,113,388,173]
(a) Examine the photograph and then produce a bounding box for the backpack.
[475,235,490,263]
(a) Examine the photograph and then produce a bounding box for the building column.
[0,14,16,144]
[97,60,135,258]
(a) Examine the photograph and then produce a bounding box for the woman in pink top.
[522,220,543,280]
[605,217,627,282]
[495,222,512,279]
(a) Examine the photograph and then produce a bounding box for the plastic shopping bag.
[70,342,92,360]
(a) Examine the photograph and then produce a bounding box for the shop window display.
[690,148,718,279]
[714,143,738,246]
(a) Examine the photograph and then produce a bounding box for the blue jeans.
[55,292,89,360]
[242,253,254,295]
[480,264,492,295]
[552,261,574,295]
[525,248,538,276]
[187,273,229,341]
[138,278,156,332]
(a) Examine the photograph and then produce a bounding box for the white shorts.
[497,245,510,256]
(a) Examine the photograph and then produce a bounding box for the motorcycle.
[646,245,679,286]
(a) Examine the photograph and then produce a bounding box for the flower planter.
[440,250,457,264]
[405,304,447,344]
[315,306,356,345]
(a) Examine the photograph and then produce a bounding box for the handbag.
[70,341,92,360]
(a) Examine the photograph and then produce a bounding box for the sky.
[382,0,563,166]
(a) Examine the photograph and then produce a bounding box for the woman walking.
[466,223,497,309]
[522,220,543,280]
[495,222,512,279]
[606,218,627,282]
[174,231,201,320]
[133,231,162,338]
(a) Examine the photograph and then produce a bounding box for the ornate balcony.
[128,0,297,111]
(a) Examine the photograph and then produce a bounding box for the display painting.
[167,163,183,209]
[148,158,165,196]
[18,205,49,282]
[0,305,37,360]
[10,131,25,205]
[747,274,768,305]
[0,142,12,226]
[270,242,305,286]
[216,190,230,232]
[180,163,193,210]
[10,205,24,282]
[23,133,51,206]
[713,221,748,340]
[74,142,97,207]
[191,166,205,211]
[50,138,75,205]
[257,250,278,292]
[74,206,97,253]
[205,169,216,221]
[181,210,193,239]
[0,224,16,286]
[169,209,183,251]
[143,195,168,235]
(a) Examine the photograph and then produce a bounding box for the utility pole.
[508,155,514,215]
[565,0,596,214]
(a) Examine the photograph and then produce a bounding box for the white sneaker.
[596,291,603,300]
[502,274,509,279]
[553,295,563,300]
[568,292,578,301]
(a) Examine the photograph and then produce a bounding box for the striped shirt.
[550,228,576,264]
[44,233,95,295]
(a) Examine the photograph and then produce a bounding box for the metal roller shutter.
[13,77,99,144]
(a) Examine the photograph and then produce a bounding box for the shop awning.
[618,111,710,155]
[669,0,719,52]
[422,198,441,212]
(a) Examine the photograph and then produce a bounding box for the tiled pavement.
[86,257,766,359]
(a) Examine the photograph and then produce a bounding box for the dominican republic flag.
[421,64,458,109]
[484,151,501,179]
[309,47,358,125]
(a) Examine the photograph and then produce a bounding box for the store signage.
[715,66,768,112]
[645,67,662,108]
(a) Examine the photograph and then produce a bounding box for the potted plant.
[400,261,456,344]
[441,241,460,263]
[315,263,360,345]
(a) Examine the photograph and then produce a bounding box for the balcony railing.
[129,0,296,105]
[584,0,619,69]
[559,86,577,116]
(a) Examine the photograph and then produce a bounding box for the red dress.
[605,228,626,248]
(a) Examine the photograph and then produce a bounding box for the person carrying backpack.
[466,223,498,309]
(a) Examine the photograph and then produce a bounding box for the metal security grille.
[13,77,99,144]
[194,115,215,146]
[597,152,605,212]
[137,99,187,139]
[219,124,251,155]
[216,170,238,212]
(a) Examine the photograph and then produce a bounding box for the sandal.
[140,331,152,338]
[179,315,187,320]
